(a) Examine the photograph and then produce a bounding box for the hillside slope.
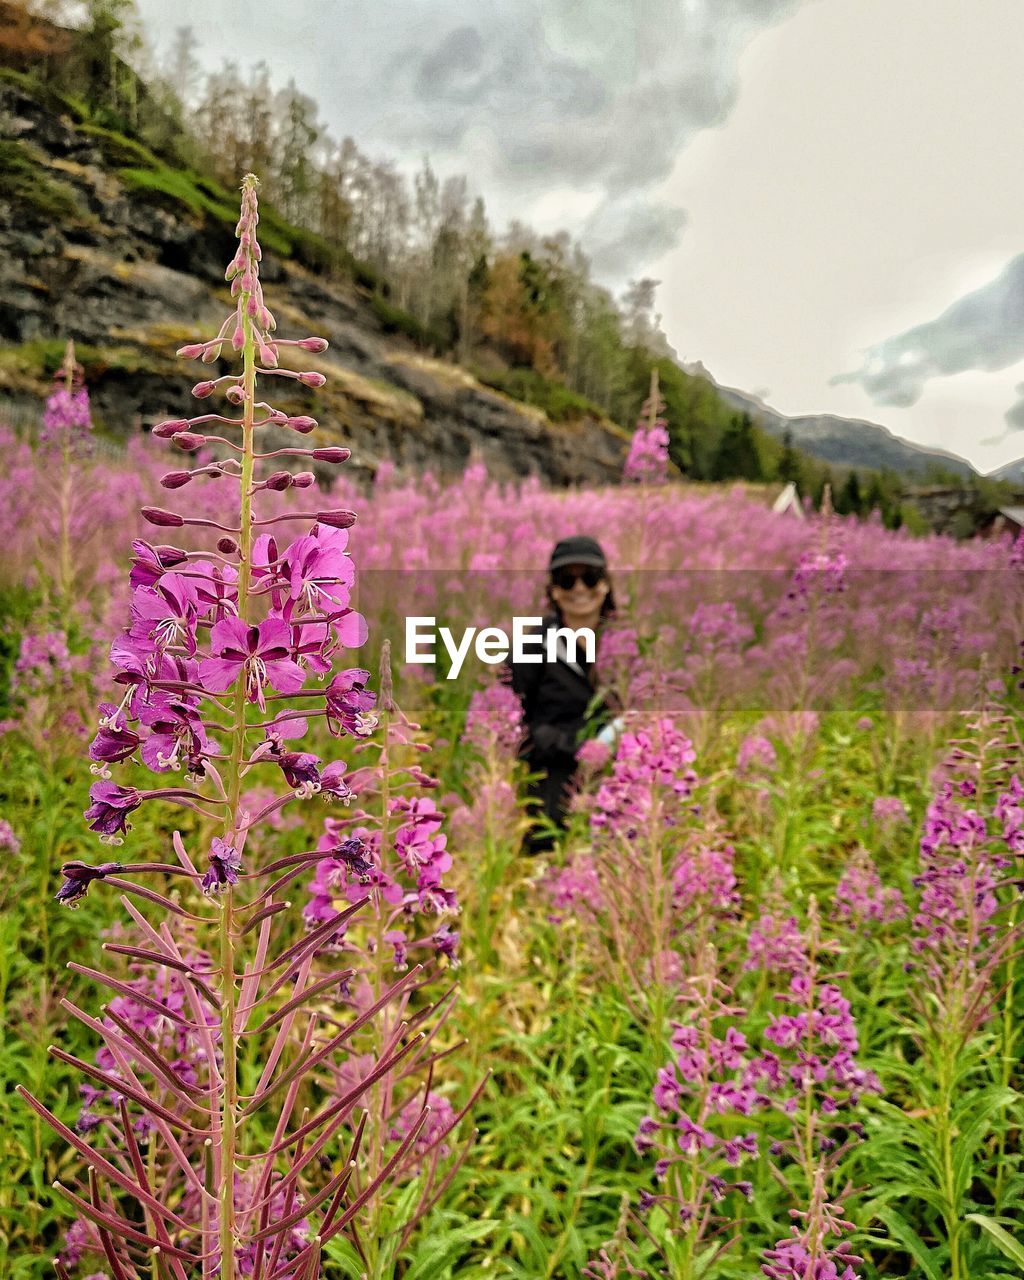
[0,73,630,485]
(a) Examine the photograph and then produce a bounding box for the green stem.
[216,307,258,1278]
[366,705,393,1280]
[993,899,1018,1208]
[935,1030,963,1280]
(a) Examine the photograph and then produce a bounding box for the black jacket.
[506,615,609,830]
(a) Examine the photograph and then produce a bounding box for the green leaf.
[953,1087,1018,1202]
[875,1205,945,1280]
[966,1215,1024,1272]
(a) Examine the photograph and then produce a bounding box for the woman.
[508,535,619,853]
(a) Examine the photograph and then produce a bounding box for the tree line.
[8,0,965,523]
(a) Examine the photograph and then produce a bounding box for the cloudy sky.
[136,0,1024,474]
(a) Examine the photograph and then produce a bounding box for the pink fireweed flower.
[129,571,203,656]
[55,860,124,907]
[40,346,93,450]
[387,1092,457,1170]
[834,849,906,926]
[200,615,304,710]
[591,717,697,839]
[672,839,740,920]
[737,733,777,775]
[624,376,670,483]
[202,837,243,894]
[576,737,612,770]
[761,1166,863,1279]
[138,693,212,777]
[909,768,1010,1015]
[325,667,378,737]
[465,680,524,757]
[83,782,142,842]
[279,526,356,616]
[623,420,670,483]
[544,855,605,924]
[871,795,909,828]
[636,947,759,1233]
[746,903,879,1175]
[744,911,808,977]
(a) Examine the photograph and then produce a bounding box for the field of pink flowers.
[2,179,1024,1280]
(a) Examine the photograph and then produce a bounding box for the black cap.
[549,536,607,573]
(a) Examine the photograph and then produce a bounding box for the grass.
[0,139,84,224]
[0,339,151,382]
[470,366,608,424]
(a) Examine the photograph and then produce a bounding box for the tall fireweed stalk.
[302,643,484,1279]
[20,175,440,1279]
[43,339,93,626]
[866,708,1023,1280]
[546,717,739,1028]
[634,944,760,1280]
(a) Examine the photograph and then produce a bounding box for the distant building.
[771,481,805,519]
[977,507,1024,539]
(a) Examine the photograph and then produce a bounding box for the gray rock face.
[0,79,628,487]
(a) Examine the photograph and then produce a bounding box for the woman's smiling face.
[550,563,609,625]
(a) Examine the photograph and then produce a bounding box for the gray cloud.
[389,1,804,195]
[1006,382,1024,431]
[582,196,689,281]
[831,253,1024,421]
[138,0,809,278]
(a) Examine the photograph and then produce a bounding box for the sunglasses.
[551,566,604,590]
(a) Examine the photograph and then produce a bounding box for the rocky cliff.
[0,73,630,485]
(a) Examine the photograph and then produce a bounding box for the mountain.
[988,457,1024,485]
[680,361,978,480]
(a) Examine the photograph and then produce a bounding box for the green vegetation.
[472,365,607,423]
[0,139,84,223]
[369,293,448,350]
[0,338,152,381]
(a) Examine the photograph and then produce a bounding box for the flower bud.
[379,639,394,712]
[287,416,317,433]
[312,448,351,463]
[153,544,188,566]
[173,432,205,452]
[217,537,238,554]
[226,385,245,405]
[317,509,357,529]
[176,343,206,359]
[142,507,185,527]
[264,471,294,491]
[160,470,193,489]
[298,337,329,353]
[292,472,315,488]
[231,325,245,351]
[192,381,216,399]
[298,371,327,388]
[153,418,190,438]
